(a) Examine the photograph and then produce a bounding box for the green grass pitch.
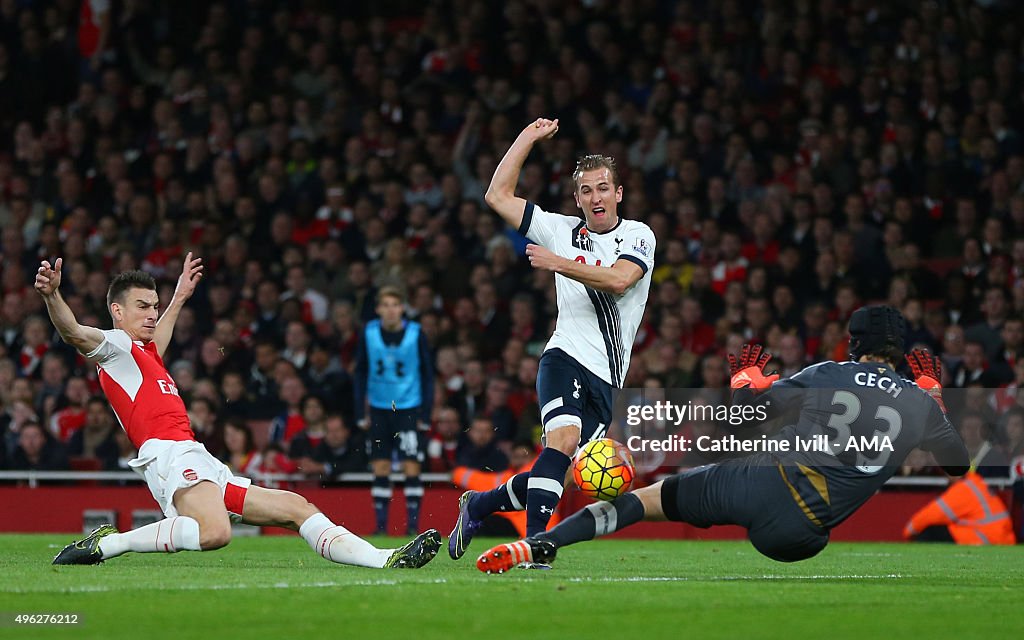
[1,534,1021,640]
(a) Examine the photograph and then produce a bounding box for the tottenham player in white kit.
[449,117,655,562]
[37,253,440,568]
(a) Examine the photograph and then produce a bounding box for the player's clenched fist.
[34,258,63,297]
[525,243,564,272]
[521,117,559,142]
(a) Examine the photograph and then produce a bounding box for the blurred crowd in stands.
[1,0,1023,485]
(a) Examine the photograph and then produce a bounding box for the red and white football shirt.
[86,329,194,449]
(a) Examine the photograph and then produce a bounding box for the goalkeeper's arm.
[731,378,805,425]
[920,400,970,478]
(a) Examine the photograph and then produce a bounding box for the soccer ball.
[572,438,635,501]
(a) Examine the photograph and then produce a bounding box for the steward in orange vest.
[904,471,1016,545]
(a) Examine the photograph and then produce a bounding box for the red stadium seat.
[69,457,103,486]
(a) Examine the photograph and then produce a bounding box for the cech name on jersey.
[853,371,903,398]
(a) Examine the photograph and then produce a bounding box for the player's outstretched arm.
[154,251,203,357]
[920,400,970,478]
[525,243,642,295]
[34,258,105,356]
[729,344,813,427]
[485,118,559,231]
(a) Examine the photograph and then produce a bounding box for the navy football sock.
[371,476,392,532]
[405,476,423,532]
[536,492,645,548]
[469,472,528,520]
[525,448,572,537]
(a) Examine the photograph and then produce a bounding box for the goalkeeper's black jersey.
[736,360,969,529]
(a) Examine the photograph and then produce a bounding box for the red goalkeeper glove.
[906,348,946,413]
[728,344,779,391]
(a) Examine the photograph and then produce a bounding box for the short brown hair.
[107,270,157,309]
[376,286,405,305]
[573,154,620,190]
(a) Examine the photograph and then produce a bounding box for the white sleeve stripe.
[87,329,133,362]
[84,338,108,360]
[100,344,145,402]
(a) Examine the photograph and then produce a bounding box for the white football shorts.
[129,439,252,521]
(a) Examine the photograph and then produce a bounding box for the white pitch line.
[3,578,451,594]
[3,574,909,594]
[561,574,907,583]
[749,574,906,580]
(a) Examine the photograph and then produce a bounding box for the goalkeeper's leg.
[475,482,664,573]
[536,481,665,548]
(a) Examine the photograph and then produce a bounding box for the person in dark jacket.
[10,421,69,471]
[456,416,509,473]
[296,415,368,480]
[67,396,119,469]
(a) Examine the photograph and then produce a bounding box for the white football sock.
[99,516,202,559]
[299,513,392,568]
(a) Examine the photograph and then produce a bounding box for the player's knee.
[750,529,828,563]
[199,521,232,550]
[282,491,317,528]
[402,459,421,475]
[545,424,581,455]
[634,482,666,520]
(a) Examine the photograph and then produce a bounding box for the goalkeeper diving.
[477,305,971,573]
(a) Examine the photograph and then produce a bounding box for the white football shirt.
[520,202,655,387]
